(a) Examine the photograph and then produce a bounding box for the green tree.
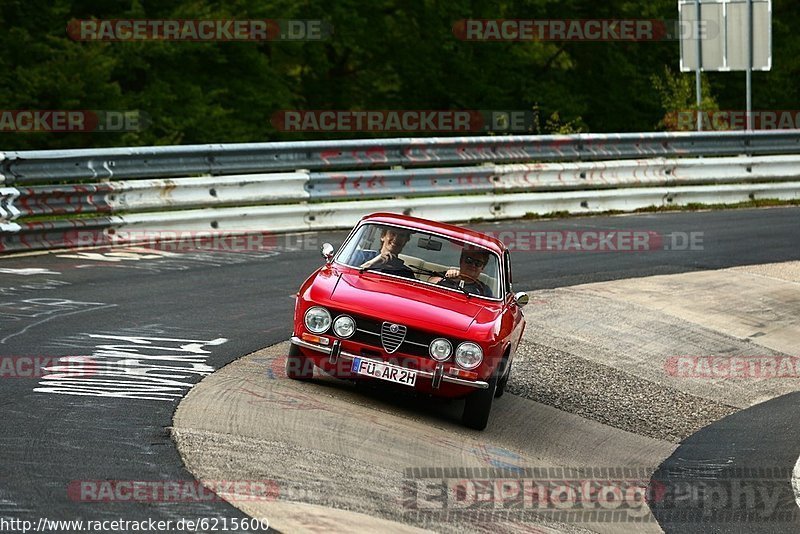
[0,0,798,150]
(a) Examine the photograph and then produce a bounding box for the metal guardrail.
[0,187,21,233]
[13,172,309,217]
[2,131,800,253]
[309,155,800,199]
[7,156,800,218]
[3,130,800,185]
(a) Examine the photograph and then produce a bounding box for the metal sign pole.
[679,0,770,131]
[747,0,754,130]
[695,0,703,131]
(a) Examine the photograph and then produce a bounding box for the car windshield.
[336,223,501,299]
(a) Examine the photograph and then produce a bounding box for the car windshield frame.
[333,221,504,301]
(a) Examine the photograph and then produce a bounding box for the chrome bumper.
[290,336,489,390]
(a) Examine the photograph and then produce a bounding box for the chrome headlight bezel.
[304,306,332,334]
[455,342,483,370]
[429,338,453,362]
[332,314,356,339]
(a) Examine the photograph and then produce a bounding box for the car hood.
[330,271,490,333]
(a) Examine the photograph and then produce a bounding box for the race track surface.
[0,207,798,533]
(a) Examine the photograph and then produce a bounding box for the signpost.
[678,0,772,130]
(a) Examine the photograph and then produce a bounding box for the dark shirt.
[348,249,416,279]
[437,276,492,297]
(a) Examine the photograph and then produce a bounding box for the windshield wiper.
[407,265,444,277]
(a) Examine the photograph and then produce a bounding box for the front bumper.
[290,336,489,390]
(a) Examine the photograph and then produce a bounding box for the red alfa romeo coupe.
[288,213,528,430]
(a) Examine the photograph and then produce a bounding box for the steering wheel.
[453,273,484,295]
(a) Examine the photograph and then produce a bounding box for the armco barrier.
[1,186,21,217]
[13,172,310,217]
[9,156,799,218]
[15,184,114,217]
[0,217,118,253]
[90,181,800,244]
[307,166,497,199]
[3,130,800,185]
[308,155,800,199]
[494,155,800,191]
[1,131,800,254]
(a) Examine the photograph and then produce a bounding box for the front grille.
[332,309,461,359]
[381,322,407,353]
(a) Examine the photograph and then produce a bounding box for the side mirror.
[514,292,529,308]
[321,243,335,263]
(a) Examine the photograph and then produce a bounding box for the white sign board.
[680,0,771,71]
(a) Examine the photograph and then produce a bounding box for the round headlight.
[429,338,453,362]
[333,315,356,338]
[455,342,483,370]
[304,306,331,334]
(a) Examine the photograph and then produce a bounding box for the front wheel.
[495,358,511,398]
[462,371,498,430]
[285,343,314,380]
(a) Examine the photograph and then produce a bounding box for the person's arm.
[349,249,377,268]
[362,251,396,269]
[429,268,459,284]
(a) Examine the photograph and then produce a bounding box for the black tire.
[495,358,511,398]
[462,371,498,430]
[285,343,314,380]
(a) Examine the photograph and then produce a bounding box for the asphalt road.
[650,391,800,534]
[0,207,798,533]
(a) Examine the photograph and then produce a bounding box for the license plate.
[351,357,417,387]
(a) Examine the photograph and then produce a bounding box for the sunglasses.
[462,256,485,267]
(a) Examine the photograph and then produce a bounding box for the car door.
[502,250,526,355]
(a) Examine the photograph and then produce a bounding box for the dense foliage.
[1,0,797,149]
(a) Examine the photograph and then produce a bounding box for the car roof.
[358,212,506,255]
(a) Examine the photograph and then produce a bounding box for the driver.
[351,227,416,279]
[430,247,492,297]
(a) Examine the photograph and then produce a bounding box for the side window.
[503,251,512,294]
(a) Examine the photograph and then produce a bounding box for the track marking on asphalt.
[43,324,197,349]
[0,299,116,344]
[35,333,228,401]
[793,456,800,511]
[57,248,178,262]
[0,279,70,297]
[56,247,282,274]
[0,268,61,276]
